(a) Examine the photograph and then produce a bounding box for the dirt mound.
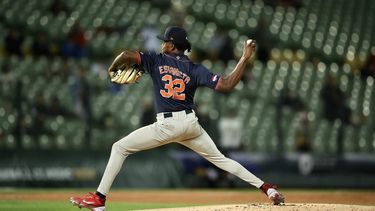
[142,203,375,211]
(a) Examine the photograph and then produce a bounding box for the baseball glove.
[111,64,144,84]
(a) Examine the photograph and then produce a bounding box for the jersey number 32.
[160,74,186,100]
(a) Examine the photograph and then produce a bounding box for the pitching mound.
[142,203,375,211]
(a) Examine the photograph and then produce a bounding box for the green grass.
[0,200,189,211]
[0,188,198,210]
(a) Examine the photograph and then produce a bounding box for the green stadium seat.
[4,134,16,149]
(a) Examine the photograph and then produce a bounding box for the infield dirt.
[141,203,375,211]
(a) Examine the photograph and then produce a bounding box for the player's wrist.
[240,55,251,62]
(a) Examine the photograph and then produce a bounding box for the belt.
[163,109,193,118]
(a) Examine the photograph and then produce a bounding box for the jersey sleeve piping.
[136,52,141,64]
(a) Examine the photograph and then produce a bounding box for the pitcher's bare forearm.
[215,56,250,93]
[215,39,256,93]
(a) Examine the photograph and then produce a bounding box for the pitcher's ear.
[171,43,176,50]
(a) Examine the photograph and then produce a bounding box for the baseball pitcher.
[70,26,284,211]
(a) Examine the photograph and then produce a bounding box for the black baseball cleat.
[261,183,285,205]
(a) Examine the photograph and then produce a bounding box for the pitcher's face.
[161,41,174,54]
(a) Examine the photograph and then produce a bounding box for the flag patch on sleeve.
[211,75,218,82]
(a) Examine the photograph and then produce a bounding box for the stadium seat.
[1,0,375,153]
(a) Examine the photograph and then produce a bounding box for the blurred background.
[0,0,374,189]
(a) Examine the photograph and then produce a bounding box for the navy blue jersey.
[139,51,220,113]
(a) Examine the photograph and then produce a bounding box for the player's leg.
[97,123,168,195]
[71,123,168,209]
[179,129,264,188]
[179,129,284,204]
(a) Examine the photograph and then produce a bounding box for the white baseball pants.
[97,110,264,195]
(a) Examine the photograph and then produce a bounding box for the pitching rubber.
[140,203,375,211]
[91,206,105,211]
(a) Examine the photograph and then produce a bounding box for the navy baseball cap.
[157,26,191,51]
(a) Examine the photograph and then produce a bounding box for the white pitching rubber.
[92,206,105,211]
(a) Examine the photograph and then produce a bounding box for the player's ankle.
[95,191,106,200]
[260,182,276,195]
